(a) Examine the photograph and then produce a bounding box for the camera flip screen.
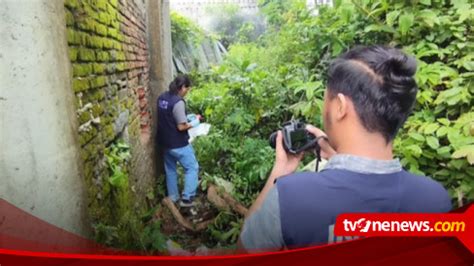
[290,130,307,150]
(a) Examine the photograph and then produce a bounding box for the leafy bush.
[190,0,474,213]
[171,11,204,45]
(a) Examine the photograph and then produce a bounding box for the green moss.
[95,23,108,36]
[83,3,99,20]
[81,139,105,162]
[83,161,95,180]
[103,38,114,49]
[77,18,96,32]
[65,0,79,9]
[127,98,134,109]
[64,0,153,248]
[69,49,79,62]
[73,63,93,77]
[98,12,111,25]
[109,0,118,8]
[78,32,89,46]
[104,124,116,142]
[65,10,75,26]
[94,0,108,11]
[113,40,122,50]
[93,63,106,74]
[116,62,126,72]
[73,78,90,92]
[78,126,98,146]
[92,103,105,116]
[88,35,104,48]
[90,90,106,102]
[107,28,118,39]
[78,48,96,61]
[115,34,124,42]
[91,76,107,88]
[117,13,125,23]
[80,148,90,162]
[67,28,80,45]
[106,3,115,14]
[87,88,107,101]
[78,111,91,124]
[102,114,113,125]
[97,51,110,62]
[111,20,120,29]
[112,51,126,61]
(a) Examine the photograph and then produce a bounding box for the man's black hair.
[169,75,191,95]
[327,45,418,142]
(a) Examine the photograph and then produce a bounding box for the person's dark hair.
[169,75,191,95]
[327,45,418,142]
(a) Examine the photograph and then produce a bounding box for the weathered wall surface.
[64,0,157,226]
[0,0,89,236]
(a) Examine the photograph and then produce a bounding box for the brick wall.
[64,0,156,225]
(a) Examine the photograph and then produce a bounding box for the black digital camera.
[269,120,318,154]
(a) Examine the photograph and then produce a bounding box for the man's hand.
[305,125,337,159]
[270,131,304,179]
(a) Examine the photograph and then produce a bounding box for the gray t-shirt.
[240,187,284,252]
[172,100,187,124]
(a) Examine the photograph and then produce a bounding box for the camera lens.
[269,132,277,149]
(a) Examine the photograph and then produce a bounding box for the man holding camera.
[239,45,451,252]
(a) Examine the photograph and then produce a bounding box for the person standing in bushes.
[239,45,452,252]
[157,75,200,207]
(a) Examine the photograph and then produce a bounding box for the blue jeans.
[164,144,199,201]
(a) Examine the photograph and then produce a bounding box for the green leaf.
[426,136,440,149]
[418,10,438,27]
[386,10,400,26]
[424,123,440,135]
[331,41,344,56]
[419,0,431,5]
[364,24,395,33]
[437,118,451,126]
[436,126,449,137]
[437,146,451,158]
[399,13,414,35]
[452,145,474,164]
[406,144,422,157]
[409,132,425,142]
[340,6,353,23]
[117,142,129,149]
[108,170,127,187]
[450,159,466,170]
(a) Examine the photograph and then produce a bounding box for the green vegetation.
[185,0,473,247]
[92,140,167,253]
[86,0,474,252]
[171,11,205,46]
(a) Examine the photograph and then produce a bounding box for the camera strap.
[314,136,328,172]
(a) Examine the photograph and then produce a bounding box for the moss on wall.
[64,0,155,248]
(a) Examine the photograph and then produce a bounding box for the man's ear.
[335,93,348,121]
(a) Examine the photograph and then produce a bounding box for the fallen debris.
[161,197,216,232]
[208,185,248,216]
